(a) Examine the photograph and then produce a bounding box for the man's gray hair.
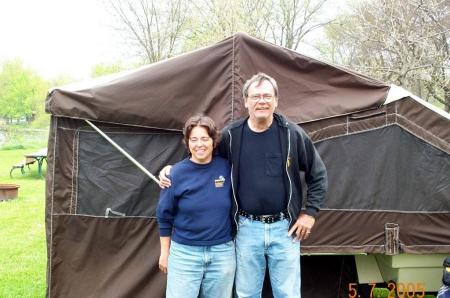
[242,72,279,99]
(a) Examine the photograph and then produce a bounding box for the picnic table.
[24,148,47,177]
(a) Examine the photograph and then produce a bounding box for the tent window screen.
[76,130,185,217]
[316,125,449,211]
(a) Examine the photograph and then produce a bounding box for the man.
[160,73,327,298]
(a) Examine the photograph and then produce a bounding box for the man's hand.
[288,213,315,241]
[159,253,169,274]
[158,165,172,189]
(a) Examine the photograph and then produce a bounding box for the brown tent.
[45,33,450,297]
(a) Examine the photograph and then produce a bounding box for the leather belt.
[238,209,289,224]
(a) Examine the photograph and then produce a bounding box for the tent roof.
[385,84,450,120]
[45,33,390,130]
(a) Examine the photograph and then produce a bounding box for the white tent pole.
[84,120,160,184]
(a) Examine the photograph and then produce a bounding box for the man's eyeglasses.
[189,137,211,144]
[248,94,275,103]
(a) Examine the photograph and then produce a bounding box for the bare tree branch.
[107,0,190,63]
[322,0,449,111]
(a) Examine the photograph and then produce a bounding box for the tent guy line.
[84,119,160,184]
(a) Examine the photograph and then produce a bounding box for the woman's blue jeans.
[167,240,236,298]
[235,216,301,298]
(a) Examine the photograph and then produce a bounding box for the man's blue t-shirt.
[238,121,287,215]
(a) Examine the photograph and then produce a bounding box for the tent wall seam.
[47,115,183,132]
[314,122,449,155]
[51,213,157,219]
[310,113,449,154]
[48,116,58,297]
[231,34,236,122]
[74,132,80,214]
[321,208,450,213]
[69,131,76,214]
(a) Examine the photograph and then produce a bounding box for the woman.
[156,115,235,298]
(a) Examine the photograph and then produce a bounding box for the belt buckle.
[260,215,273,224]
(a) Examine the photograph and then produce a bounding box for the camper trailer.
[45,33,450,297]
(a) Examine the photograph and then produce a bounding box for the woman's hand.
[159,253,169,274]
[159,237,171,273]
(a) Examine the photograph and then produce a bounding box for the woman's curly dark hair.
[183,115,220,152]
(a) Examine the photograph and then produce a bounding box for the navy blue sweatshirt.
[156,157,232,246]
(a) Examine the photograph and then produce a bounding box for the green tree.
[91,62,126,77]
[0,59,48,123]
[30,73,74,129]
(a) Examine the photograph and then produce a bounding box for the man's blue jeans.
[167,240,236,298]
[235,215,301,298]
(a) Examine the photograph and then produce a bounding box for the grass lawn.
[0,147,47,297]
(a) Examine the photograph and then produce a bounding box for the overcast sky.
[0,1,348,82]
[0,0,121,80]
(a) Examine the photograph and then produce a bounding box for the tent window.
[76,131,185,217]
[317,125,449,211]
